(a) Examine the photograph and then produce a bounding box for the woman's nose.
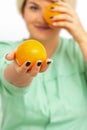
[37,11,47,23]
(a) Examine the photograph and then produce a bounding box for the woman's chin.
[29,36,49,42]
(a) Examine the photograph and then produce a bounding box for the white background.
[0,0,87,123]
[0,0,87,41]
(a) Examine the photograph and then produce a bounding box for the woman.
[0,0,87,130]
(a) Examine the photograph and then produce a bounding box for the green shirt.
[0,37,87,130]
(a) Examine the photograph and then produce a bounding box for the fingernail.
[47,61,52,65]
[49,16,54,19]
[26,62,31,67]
[47,60,53,65]
[50,7,55,10]
[53,22,57,26]
[47,59,53,65]
[53,0,59,2]
[37,62,42,66]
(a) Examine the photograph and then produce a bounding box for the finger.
[5,49,17,60]
[16,61,31,74]
[50,14,74,23]
[52,20,71,27]
[51,5,73,16]
[28,61,42,77]
[51,0,72,8]
[40,59,53,72]
[51,0,60,3]
[50,1,74,16]
[52,20,73,30]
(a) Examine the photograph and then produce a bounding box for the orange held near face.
[44,3,60,25]
[15,40,47,68]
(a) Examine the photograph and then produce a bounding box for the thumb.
[5,49,17,60]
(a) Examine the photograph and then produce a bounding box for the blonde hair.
[62,0,77,8]
[16,0,25,14]
[16,0,76,14]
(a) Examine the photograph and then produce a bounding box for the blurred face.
[22,0,60,42]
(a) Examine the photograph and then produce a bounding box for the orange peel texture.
[44,3,60,25]
[15,39,47,68]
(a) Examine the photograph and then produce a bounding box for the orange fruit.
[44,3,60,25]
[15,39,47,68]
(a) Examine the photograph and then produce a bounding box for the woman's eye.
[30,6,38,10]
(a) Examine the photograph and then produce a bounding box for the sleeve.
[0,41,10,93]
[0,41,30,94]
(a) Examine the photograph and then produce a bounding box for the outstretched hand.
[6,50,53,74]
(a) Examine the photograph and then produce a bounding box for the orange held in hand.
[15,39,47,68]
[44,3,60,25]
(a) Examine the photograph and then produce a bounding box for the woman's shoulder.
[59,37,85,72]
[60,36,76,46]
[60,36,80,53]
[0,39,24,57]
[0,39,23,48]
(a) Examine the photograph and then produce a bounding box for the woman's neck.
[29,36,60,58]
[41,36,60,58]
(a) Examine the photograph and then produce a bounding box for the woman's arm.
[77,33,87,60]
[4,61,34,87]
[4,51,52,87]
[50,1,87,60]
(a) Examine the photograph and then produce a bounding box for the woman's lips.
[35,25,50,30]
